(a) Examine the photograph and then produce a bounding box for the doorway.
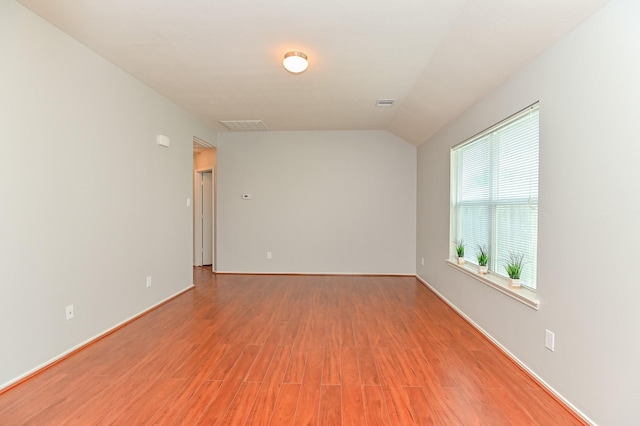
[194,169,215,268]
[200,171,213,266]
[193,141,216,270]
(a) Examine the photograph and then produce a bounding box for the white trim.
[215,270,414,276]
[0,285,194,391]
[193,136,214,148]
[446,258,540,309]
[415,274,596,426]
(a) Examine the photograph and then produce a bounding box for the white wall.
[217,131,416,274]
[0,1,216,387]
[416,0,640,423]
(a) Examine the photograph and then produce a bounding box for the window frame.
[449,103,540,303]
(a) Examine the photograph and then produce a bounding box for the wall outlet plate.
[545,329,555,351]
[66,305,74,320]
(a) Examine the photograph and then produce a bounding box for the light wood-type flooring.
[0,267,584,425]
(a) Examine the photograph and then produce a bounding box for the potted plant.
[505,252,524,288]
[454,240,465,264]
[477,245,489,274]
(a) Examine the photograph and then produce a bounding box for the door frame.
[194,167,215,269]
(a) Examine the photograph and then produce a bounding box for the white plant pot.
[457,257,465,265]
[479,265,488,274]
[509,278,521,288]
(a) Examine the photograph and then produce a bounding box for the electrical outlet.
[421,257,425,266]
[266,251,272,260]
[146,276,152,288]
[545,329,555,351]
[66,305,74,320]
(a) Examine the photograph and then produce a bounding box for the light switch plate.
[545,329,555,351]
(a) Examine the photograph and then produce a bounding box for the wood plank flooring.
[0,268,584,425]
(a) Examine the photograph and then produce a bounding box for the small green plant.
[476,245,489,267]
[505,252,524,279]
[454,240,465,258]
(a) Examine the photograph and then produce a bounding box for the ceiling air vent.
[220,120,268,131]
[375,99,396,107]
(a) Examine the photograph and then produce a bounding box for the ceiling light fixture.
[283,51,308,74]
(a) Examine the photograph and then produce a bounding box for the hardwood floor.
[0,268,584,425]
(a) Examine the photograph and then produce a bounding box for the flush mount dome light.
[283,51,308,74]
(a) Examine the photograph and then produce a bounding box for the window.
[450,104,539,290]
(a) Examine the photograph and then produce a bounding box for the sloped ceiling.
[19,0,611,145]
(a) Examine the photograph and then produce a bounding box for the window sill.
[445,259,540,310]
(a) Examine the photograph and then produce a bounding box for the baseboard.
[414,274,594,426]
[215,270,415,277]
[0,284,195,394]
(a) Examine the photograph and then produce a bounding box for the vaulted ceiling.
[19,0,611,145]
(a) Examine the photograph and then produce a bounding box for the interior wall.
[416,0,640,423]
[217,130,417,274]
[0,1,216,387]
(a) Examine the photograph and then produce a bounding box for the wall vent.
[220,120,268,131]
[375,99,396,107]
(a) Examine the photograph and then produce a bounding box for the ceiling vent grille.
[220,120,269,131]
[375,99,396,107]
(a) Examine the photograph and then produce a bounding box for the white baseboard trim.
[215,270,415,276]
[414,274,595,426]
[0,284,194,392]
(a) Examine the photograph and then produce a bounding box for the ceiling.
[19,0,610,146]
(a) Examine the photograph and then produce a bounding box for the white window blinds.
[451,104,539,289]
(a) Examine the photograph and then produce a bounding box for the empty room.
[1,0,639,424]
